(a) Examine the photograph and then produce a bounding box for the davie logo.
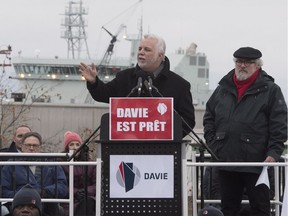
[110,98,174,140]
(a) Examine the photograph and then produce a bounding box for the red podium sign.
[109,97,174,140]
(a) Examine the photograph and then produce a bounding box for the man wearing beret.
[203,47,287,215]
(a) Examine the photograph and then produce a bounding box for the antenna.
[61,0,90,59]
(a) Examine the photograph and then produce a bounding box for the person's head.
[198,206,224,216]
[13,125,31,150]
[20,132,42,153]
[64,131,82,153]
[233,47,263,81]
[137,34,166,72]
[12,184,42,216]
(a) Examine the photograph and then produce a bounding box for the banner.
[110,155,174,198]
[110,97,173,140]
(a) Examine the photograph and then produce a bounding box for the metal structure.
[97,24,127,78]
[61,0,90,59]
[0,45,12,68]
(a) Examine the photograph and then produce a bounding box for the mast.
[0,45,12,68]
[0,45,12,74]
[124,13,143,67]
[61,0,90,59]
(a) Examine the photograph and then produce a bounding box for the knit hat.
[198,206,224,216]
[64,131,82,148]
[233,47,262,60]
[12,184,42,215]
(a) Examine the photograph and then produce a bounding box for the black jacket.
[0,141,18,161]
[203,69,287,173]
[87,57,195,136]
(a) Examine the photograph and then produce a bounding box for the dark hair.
[21,132,42,145]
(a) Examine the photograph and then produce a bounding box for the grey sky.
[1,0,287,99]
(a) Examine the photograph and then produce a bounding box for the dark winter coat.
[0,141,19,161]
[203,69,287,174]
[62,164,96,200]
[61,159,96,216]
[0,141,18,153]
[87,57,195,136]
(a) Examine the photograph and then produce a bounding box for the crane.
[97,24,126,78]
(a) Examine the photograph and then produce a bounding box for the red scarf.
[233,69,259,101]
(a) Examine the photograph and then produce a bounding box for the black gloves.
[37,188,51,198]
[75,189,86,201]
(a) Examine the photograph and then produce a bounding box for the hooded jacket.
[203,69,287,174]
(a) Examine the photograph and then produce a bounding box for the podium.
[98,98,189,216]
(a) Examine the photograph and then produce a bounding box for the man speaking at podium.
[80,34,195,137]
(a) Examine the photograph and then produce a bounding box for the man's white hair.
[143,34,166,54]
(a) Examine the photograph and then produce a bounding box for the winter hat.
[64,131,82,148]
[12,184,42,215]
[233,47,262,60]
[198,206,224,216]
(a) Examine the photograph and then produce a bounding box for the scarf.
[233,69,259,101]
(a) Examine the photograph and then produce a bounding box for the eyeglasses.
[23,143,40,149]
[235,60,256,67]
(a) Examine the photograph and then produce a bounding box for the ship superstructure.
[8,0,211,108]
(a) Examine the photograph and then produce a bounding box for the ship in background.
[9,0,211,108]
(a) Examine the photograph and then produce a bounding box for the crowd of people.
[0,127,95,216]
[0,34,286,216]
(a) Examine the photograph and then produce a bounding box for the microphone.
[147,76,153,93]
[144,76,161,97]
[137,77,142,96]
[127,76,143,97]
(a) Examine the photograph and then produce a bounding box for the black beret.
[233,47,262,60]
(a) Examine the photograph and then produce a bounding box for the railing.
[187,150,288,216]
[0,151,287,216]
[0,152,101,216]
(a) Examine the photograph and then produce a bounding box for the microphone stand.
[147,78,219,209]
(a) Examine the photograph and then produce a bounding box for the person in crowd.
[0,125,31,155]
[1,132,67,215]
[198,205,224,216]
[79,34,195,137]
[0,126,32,216]
[9,184,42,216]
[203,47,287,216]
[61,131,96,216]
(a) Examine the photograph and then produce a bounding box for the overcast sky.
[0,0,287,100]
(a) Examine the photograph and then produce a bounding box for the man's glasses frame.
[235,60,256,67]
[22,143,40,149]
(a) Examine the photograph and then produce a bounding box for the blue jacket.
[1,163,68,198]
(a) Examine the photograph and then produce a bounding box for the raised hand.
[79,62,97,84]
